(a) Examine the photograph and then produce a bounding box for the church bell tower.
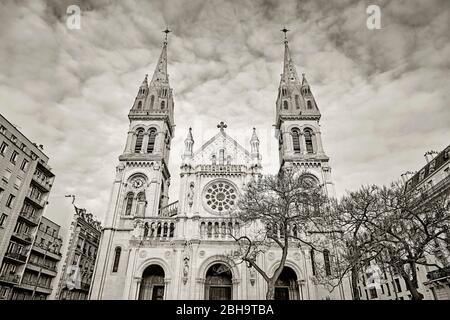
[275,29,335,196]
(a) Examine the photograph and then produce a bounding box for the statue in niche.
[187,182,194,207]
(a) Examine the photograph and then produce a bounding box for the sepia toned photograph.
[0,0,449,313]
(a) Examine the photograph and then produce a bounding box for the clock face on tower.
[132,178,144,189]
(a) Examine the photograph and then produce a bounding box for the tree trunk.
[399,266,424,300]
[266,281,276,300]
[351,266,360,300]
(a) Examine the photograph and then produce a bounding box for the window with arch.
[137,101,142,110]
[211,155,216,165]
[147,129,157,153]
[134,129,144,153]
[323,249,331,276]
[283,100,289,110]
[291,129,301,153]
[124,192,134,216]
[112,247,121,273]
[304,129,314,154]
[295,95,300,109]
[219,149,225,165]
[160,100,165,109]
[307,100,312,109]
[150,95,155,109]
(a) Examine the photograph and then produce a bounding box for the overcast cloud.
[0,0,449,231]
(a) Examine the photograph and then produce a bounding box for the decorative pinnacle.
[217,121,227,131]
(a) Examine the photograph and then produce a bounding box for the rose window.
[204,181,237,213]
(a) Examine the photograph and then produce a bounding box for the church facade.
[89,33,348,300]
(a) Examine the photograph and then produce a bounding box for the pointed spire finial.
[163,27,171,44]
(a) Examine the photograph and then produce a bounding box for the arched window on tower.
[147,129,157,153]
[307,100,312,109]
[295,95,300,109]
[150,95,155,109]
[134,129,144,153]
[291,129,301,153]
[161,100,165,110]
[283,100,289,110]
[304,129,314,154]
[112,247,121,273]
[124,192,134,216]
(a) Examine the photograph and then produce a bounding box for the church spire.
[250,127,261,166]
[281,29,300,87]
[150,33,170,87]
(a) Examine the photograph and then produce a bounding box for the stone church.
[89,32,348,300]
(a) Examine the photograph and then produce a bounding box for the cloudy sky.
[1,0,449,232]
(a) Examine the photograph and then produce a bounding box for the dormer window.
[418,169,425,181]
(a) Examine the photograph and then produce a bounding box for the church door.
[274,267,299,300]
[205,263,233,300]
[139,265,165,300]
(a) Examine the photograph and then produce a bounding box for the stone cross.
[217,121,227,131]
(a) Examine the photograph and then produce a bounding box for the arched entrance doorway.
[205,263,233,300]
[274,267,299,300]
[139,265,165,300]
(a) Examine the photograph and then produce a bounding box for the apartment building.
[0,114,56,300]
[55,206,101,300]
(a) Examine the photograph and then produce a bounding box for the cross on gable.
[217,121,227,131]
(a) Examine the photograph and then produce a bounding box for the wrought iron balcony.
[5,251,27,263]
[12,231,34,244]
[19,211,40,225]
[0,273,20,284]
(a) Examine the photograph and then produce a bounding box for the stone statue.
[187,182,194,207]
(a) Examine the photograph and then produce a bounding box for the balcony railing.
[134,217,176,241]
[196,164,248,174]
[28,260,57,272]
[21,278,52,290]
[32,242,62,257]
[5,251,28,263]
[31,172,52,191]
[26,192,46,208]
[158,201,178,217]
[0,273,20,284]
[12,231,34,244]
[19,211,40,225]
[199,218,240,240]
[426,266,450,281]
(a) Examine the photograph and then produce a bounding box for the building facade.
[90,33,348,300]
[55,206,101,300]
[0,114,56,300]
[356,145,450,300]
[10,216,63,300]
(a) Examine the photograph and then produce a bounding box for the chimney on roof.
[401,171,415,183]
[424,151,438,163]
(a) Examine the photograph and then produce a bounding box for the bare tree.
[324,182,450,300]
[227,170,329,300]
